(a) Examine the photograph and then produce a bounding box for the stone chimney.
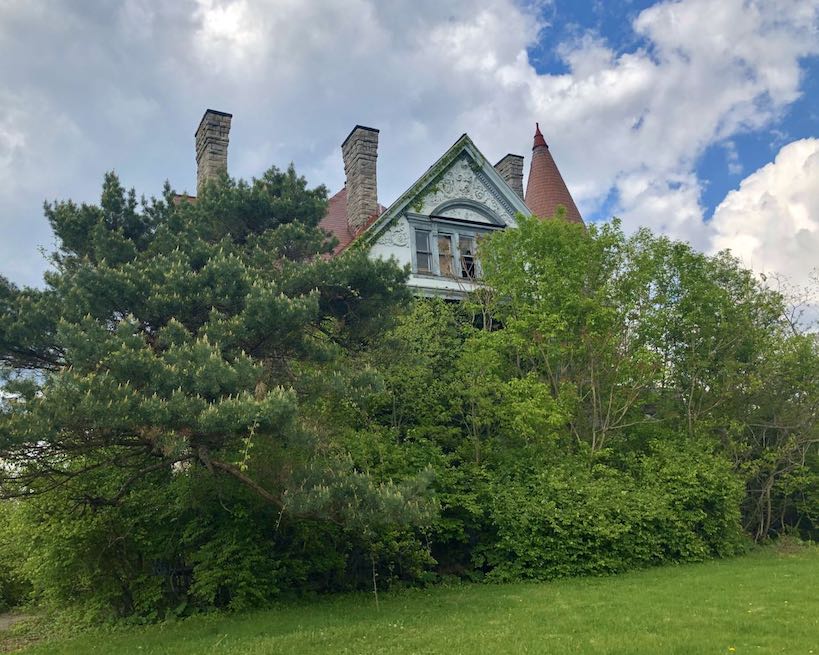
[342,125,379,234]
[195,109,232,194]
[494,154,524,200]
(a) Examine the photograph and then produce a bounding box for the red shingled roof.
[524,124,583,224]
[318,187,384,254]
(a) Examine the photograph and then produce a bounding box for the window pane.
[415,229,431,273]
[459,235,476,256]
[459,235,477,279]
[416,229,430,252]
[438,235,454,277]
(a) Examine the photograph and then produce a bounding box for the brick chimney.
[195,109,232,194]
[342,125,379,234]
[494,154,524,200]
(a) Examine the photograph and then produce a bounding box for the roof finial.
[533,122,547,149]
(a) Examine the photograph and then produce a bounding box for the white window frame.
[407,213,500,279]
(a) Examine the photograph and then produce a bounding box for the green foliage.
[2,176,816,621]
[359,216,815,584]
[476,216,817,543]
[5,473,175,620]
[0,168,426,618]
[0,500,31,610]
[482,443,745,581]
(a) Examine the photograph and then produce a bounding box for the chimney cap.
[342,124,379,148]
[495,153,524,166]
[195,108,233,136]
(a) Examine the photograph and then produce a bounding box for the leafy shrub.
[2,463,435,621]
[0,500,31,610]
[478,443,745,581]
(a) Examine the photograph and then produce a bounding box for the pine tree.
[0,167,414,523]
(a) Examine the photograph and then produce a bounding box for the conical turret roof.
[524,123,583,224]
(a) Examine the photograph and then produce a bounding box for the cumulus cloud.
[709,138,819,287]
[0,0,817,288]
[515,0,819,245]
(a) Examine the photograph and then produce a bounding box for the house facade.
[193,110,582,297]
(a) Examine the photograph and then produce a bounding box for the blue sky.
[695,51,819,218]
[530,1,659,73]
[0,0,817,291]
[529,0,819,223]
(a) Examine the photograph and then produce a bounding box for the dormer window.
[408,214,500,280]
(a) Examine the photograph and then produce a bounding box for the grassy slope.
[12,546,819,655]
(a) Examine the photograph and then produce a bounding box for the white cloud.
[0,0,817,289]
[709,138,819,288]
[517,0,819,243]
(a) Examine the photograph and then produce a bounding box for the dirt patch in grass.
[773,535,814,555]
[0,614,38,654]
[0,615,31,633]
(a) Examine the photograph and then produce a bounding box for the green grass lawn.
[6,545,819,655]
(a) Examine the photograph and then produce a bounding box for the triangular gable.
[358,134,531,248]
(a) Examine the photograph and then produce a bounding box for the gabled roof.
[320,188,356,254]
[358,133,531,248]
[524,123,583,224]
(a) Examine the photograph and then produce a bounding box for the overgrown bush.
[3,462,435,621]
[480,444,745,581]
[0,500,30,611]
